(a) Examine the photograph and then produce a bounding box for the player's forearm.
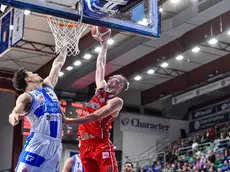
[52,50,67,68]
[12,104,27,118]
[95,44,108,85]
[96,43,108,67]
[93,98,123,119]
[63,114,99,125]
[9,112,24,120]
[93,106,113,119]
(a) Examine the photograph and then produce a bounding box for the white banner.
[120,112,170,135]
[11,8,24,46]
[172,76,230,105]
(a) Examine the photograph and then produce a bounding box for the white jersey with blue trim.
[71,154,84,172]
[26,85,62,139]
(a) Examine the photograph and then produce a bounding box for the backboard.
[0,0,160,37]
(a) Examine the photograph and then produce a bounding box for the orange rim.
[47,16,90,28]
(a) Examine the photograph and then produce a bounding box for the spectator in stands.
[181,140,185,148]
[182,161,190,171]
[188,138,193,146]
[210,163,216,171]
[221,133,225,140]
[200,134,206,144]
[137,166,146,172]
[124,162,134,172]
[221,160,228,172]
[144,122,230,172]
[151,161,155,171]
[217,168,222,172]
[225,132,230,139]
[177,140,182,149]
[153,161,162,172]
[174,161,181,172]
[179,157,183,163]
[193,166,198,171]
[187,166,192,172]
[203,161,210,172]
[191,154,197,165]
[197,133,201,143]
[209,168,213,172]
[209,128,215,140]
[208,150,216,164]
[196,158,203,170]
[192,137,199,150]
[224,125,230,138]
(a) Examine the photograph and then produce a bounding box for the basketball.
[91,26,111,42]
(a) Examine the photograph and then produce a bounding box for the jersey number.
[47,113,60,138]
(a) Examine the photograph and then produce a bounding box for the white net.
[47,16,88,56]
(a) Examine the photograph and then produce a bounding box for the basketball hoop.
[47,0,87,56]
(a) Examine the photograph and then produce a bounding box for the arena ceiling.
[1,0,230,116]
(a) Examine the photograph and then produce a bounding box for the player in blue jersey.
[62,154,84,172]
[9,50,67,172]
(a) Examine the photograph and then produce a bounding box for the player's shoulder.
[108,97,123,105]
[42,82,54,90]
[68,156,75,163]
[64,156,74,166]
[43,78,53,88]
[97,80,107,90]
[17,93,32,103]
[114,97,123,103]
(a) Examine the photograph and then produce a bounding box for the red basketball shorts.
[80,138,118,172]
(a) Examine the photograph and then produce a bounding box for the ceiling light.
[161,62,168,68]
[175,55,184,61]
[107,39,114,45]
[134,75,142,81]
[83,54,91,60]
[159,8,163,13]
[147,69,155,74]
[74,60,81,66]
[228,30,230,35]
[208,38,218,45]
[10,25,14,30]
[95,46,102,53]
[208,73,214,78]
[66,66,73,71]
[0,5,7,13]
[59,72,64,77]
[170,0,180,3]
[192,46,200,53]
[24,10,31,15]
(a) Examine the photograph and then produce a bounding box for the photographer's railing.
[178,142,213,158]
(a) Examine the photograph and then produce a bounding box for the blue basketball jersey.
[71,154,84,172]
[25,85,62,139]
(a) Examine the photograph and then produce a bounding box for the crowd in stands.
[137,123,230,172]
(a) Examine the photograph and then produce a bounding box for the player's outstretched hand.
[9,113,25,126]
[100,29,111,46]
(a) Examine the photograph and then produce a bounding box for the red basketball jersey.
[78,88,115,139]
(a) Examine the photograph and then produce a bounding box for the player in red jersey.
[63,33,129,172]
